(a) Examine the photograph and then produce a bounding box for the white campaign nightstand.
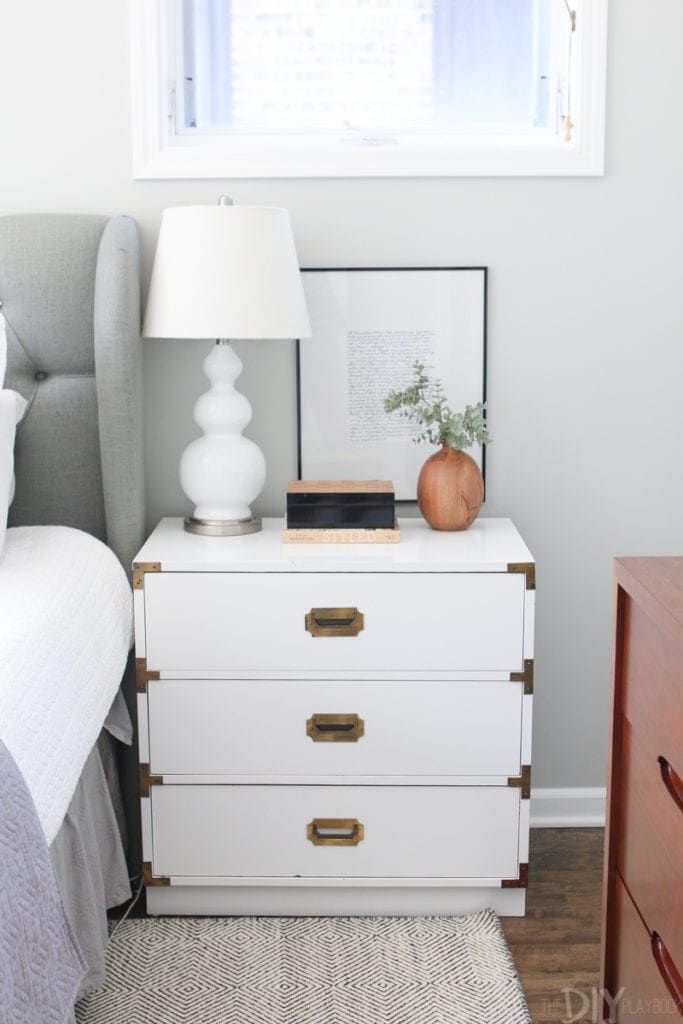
[134,517,535,916]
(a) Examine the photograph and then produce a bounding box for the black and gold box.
[286,480,396,530]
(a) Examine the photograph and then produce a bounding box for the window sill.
[133,133,605,180]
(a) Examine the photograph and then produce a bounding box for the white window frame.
[129,0,608,180]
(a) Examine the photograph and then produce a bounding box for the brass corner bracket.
[507,764,531,799]
[136,657,160,693]
[507,562,536,590]
[142,861,170,888]
[511,659,534,695]
[502,863,529,889]
[133,561,161,590]
[139,763,163,798]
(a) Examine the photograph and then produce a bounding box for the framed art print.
[297,267,487,500]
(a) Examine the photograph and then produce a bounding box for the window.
[130,0,607,178]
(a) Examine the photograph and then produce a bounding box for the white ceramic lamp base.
[180,341,265,536]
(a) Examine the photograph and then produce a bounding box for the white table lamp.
[144,199,311,536]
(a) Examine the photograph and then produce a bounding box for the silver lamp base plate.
[184,516,262,537]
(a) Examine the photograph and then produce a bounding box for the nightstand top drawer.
[143,570,526,675]
[135,517,535,576]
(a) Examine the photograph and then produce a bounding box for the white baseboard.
[530,787,606,828]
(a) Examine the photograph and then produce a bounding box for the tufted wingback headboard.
[0,214,145,572]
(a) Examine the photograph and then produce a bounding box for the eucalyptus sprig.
[384,361,491,450]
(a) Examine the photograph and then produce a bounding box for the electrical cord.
[108,873,144,945]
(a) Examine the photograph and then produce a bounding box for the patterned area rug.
[76,911,530,1024]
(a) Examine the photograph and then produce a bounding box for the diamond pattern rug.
[76,911,530,1024]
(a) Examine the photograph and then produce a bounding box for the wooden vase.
[417,445,484,531]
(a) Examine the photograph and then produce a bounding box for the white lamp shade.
[143,205,311,340]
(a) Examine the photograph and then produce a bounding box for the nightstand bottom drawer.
[150,784,522,881]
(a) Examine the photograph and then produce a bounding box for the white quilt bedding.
[0,526,133,843]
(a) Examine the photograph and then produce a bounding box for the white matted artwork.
[297,268,487,499]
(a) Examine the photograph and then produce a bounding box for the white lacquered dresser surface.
[136,515,533,573]
[135,517,535,916]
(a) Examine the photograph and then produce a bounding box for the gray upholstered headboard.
[0,214,145,572]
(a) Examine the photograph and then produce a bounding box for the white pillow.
[0,312,28,511]
[0,389,28,557]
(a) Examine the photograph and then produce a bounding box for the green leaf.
[383,362,492,449]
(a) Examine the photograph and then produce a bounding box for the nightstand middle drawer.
[146,679,526,778]
[143,570,526,674]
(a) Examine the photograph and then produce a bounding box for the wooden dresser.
[602,558,683,1021]
[133,517,534,917]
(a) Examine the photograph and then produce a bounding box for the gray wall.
[2,0,682,790]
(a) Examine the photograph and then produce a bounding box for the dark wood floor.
[503,828,604,1023]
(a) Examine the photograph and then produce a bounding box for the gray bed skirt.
[50,710,133,1002]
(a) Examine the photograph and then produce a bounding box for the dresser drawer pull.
[307,818,365,846]
[652,932,683,1013]
[307,713,365,742]
[658,756,683,814]
[305,607,364,637]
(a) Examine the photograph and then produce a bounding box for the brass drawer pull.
[658,756,683,814]
[652,932,683,1013]
[307,714,365,742]
[305,607,364,637]
[307,818,365,846]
